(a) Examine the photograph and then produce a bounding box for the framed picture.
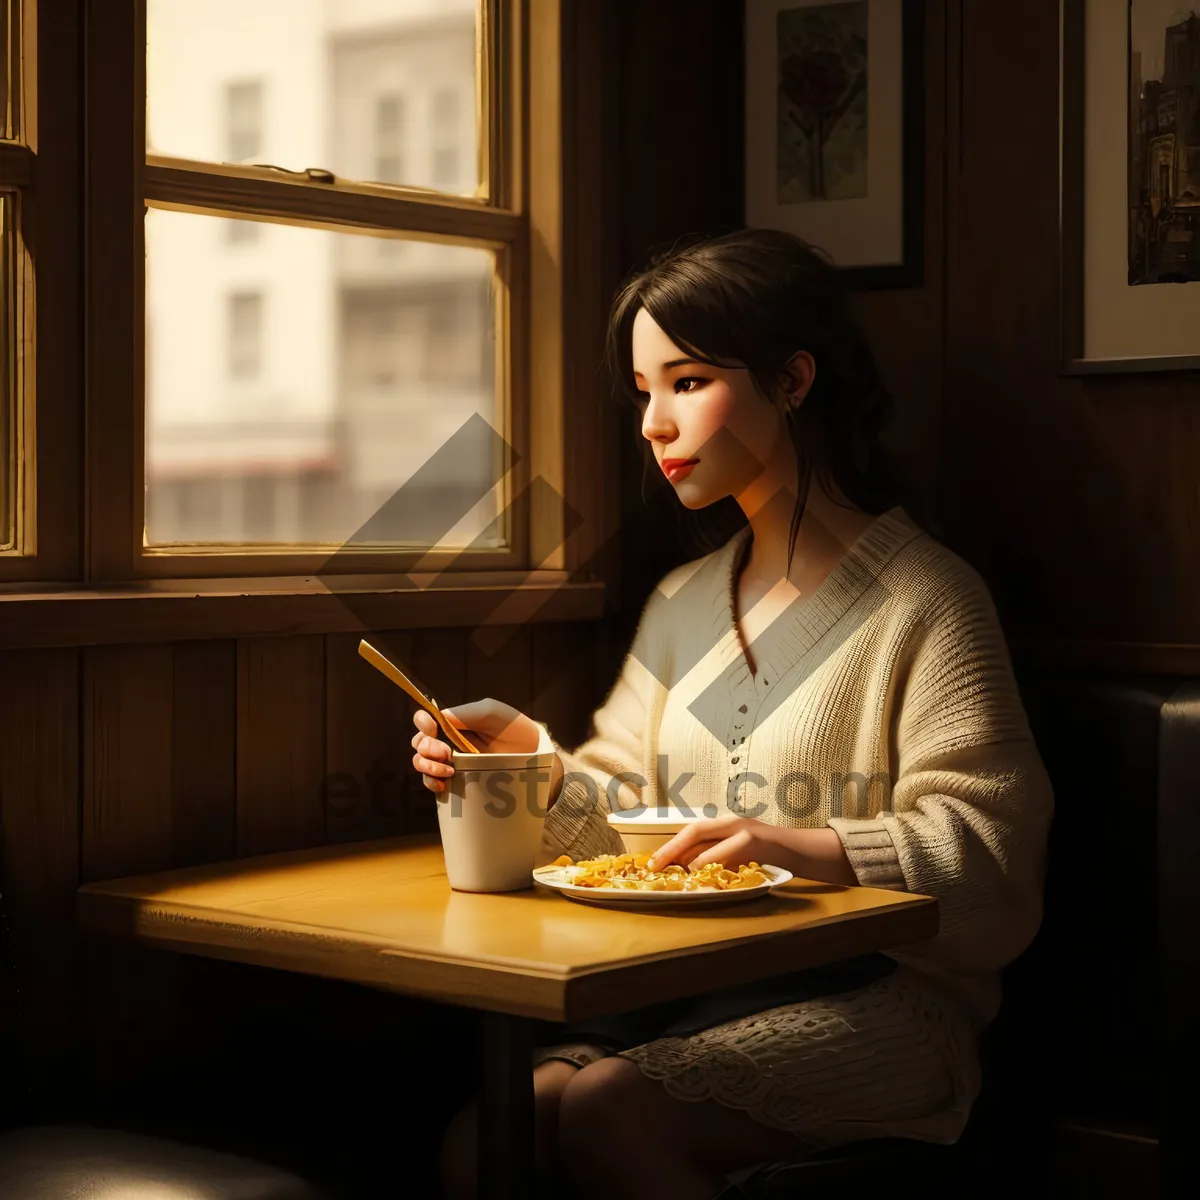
[1061,0,1200,373]
[743,0,925,290]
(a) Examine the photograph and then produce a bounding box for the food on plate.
[546,852,768,892]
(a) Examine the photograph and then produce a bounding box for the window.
[70,0,605,601]
[0,0,56,579]
[227,292,262,380]
[374,93,404,184]
[226,215,260,245]
[0,191,12,551]
[126,0,513,570]
[221,85,264,240]
[225,79,263,163]
[431,87,461,188]
[148,211,495,548]
[1,6,17,551]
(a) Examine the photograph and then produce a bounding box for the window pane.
[374,94,405,183]
[225,80,263,163]
[226,216,261,245]
[0,194,11,549]
[228,292,263,380]
[146,0,483,198]
[144,208,502,549]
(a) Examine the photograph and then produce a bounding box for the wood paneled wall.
[942,0,1199,647]
[0,622,607,1106]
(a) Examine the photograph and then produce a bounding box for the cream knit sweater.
[540,506,1055,1036]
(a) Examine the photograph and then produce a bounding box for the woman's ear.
[778,351,816,412]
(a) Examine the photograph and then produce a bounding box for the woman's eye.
[675,377,704,394]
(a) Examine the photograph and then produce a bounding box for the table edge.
[76,885,938,1022]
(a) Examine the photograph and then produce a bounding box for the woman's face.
[631,307,802,510]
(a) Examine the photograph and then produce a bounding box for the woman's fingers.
[413,708,453,743]
[411,712,451,758]
[413,747,453,775]
[688,828,754,870]
[414,751,452,793]
[647,816,740,869]
[664,838,725,867]
[411,709,454,793]
[416,733,451,762]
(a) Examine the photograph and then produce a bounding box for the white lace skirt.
[616,965,981,1148]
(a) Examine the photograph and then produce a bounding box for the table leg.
[478,1011,535,1200]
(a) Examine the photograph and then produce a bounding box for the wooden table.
[77,834,938,1199]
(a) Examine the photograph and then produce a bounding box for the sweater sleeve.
[827,568,1055,976]
[537,590,664,861]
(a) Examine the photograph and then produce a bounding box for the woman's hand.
[410,698,540,795]
[647,815,860,886]
[647,815,779,871]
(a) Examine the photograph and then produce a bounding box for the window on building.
[228,292,263,380]
[226,215,260,245]
[374,93,404,184]
[225,79,263,163]
[220,82,265,245]
[431,87,461,188]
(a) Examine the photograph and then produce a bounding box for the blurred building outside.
[145,0,501,550]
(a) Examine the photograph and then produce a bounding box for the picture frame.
[743,0,925,291]
[1060,0,1200,374]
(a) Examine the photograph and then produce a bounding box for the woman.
[412,228,1054,1200]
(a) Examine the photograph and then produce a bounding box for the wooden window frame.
[75,0,612,597]
[0,0,617,645]
[0,0,83,585]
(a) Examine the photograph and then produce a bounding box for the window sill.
[0,570,607,650]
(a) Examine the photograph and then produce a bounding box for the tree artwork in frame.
[743,0,925,290]
[1061,0,1200,373]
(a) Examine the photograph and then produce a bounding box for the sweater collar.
[709,505,923,701]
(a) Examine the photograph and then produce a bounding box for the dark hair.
[604,227,908,571]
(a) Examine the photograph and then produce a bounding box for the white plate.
[531,862,793,909]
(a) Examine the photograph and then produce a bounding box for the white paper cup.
[436,722,557,892]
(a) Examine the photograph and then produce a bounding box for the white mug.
[437,721,557,892]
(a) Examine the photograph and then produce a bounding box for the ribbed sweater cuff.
[544,783,592,852]
[826,816,907,891]
[536,722,596,854]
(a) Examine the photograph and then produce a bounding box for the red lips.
[661,457,699,482]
